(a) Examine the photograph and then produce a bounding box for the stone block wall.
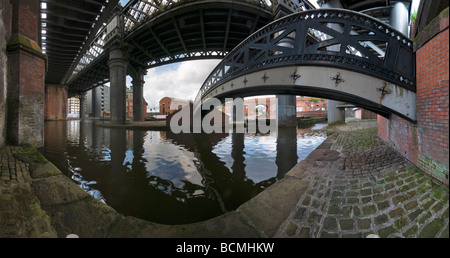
[0,1,12,148]
[378,8,449,185]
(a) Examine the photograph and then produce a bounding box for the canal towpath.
[0,120,448,238]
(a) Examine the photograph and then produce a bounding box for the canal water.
[41,120,327,225]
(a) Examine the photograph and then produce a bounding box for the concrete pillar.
[92,88,100,118]
[327,100,346,124]
[277,95,297,127]
[87,87,104,118]
[6,0,46,147]
[132,73,145,122]
[108,46,128,124]
[390,2,409,36]
[80,93,86,119]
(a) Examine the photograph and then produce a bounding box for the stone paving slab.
[237,178,310,237]
[109,211,260,238]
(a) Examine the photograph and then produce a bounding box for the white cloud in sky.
[142,60,221,109]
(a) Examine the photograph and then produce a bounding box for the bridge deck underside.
[67,1,272,94]
[43,0,117,85]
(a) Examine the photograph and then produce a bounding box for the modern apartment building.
[67,97,81,118]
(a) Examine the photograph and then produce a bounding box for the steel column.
[132,73,145,122]
[108,46,128,124]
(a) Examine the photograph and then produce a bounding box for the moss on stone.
[6,34,47,61]
[378,225,396,238]
[393,216,408,232]
[418,219,444,238]
[12,147,48,165]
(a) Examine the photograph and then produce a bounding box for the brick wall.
[355,109,378,120]
[45,84,68,120]
[378,9,449,185]
[297,110,327,118]
[0,0,12,38]
[11,0,40,42]
[7,48,46,147]
[3,0,47,148]
[378,115,420,164]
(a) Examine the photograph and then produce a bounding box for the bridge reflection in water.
[42,120,327,225]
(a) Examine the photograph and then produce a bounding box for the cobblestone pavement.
[0,146,32,183]
[275,122,449,238]
[0,146,57,238]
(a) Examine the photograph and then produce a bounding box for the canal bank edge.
[1,144,309,238]
[1,121,449,238]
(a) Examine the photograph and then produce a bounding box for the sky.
[141,60,221,109]
[118,0,421,111]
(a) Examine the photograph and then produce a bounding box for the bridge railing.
[71,26,108,77]
[199,8,415,99]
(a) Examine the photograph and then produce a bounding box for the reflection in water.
[42,120,327,225]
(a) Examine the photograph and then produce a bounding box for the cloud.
[142,60,221,110]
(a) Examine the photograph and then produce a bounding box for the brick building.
[240,96,327,118]
[296,97,327,112]
[126,88,148,119]
[159,97,190,116]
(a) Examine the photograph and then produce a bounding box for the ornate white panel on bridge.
[200,66,416,121]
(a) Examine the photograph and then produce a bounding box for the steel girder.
[66,0,274,93]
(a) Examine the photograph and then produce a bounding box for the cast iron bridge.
[65,0,276,92]
[197,8,416,121]
[53,0,416,121]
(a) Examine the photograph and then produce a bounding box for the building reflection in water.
[42,120,326,225]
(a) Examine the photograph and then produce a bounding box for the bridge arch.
[196,8,416,122]
[67,0,273,93]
